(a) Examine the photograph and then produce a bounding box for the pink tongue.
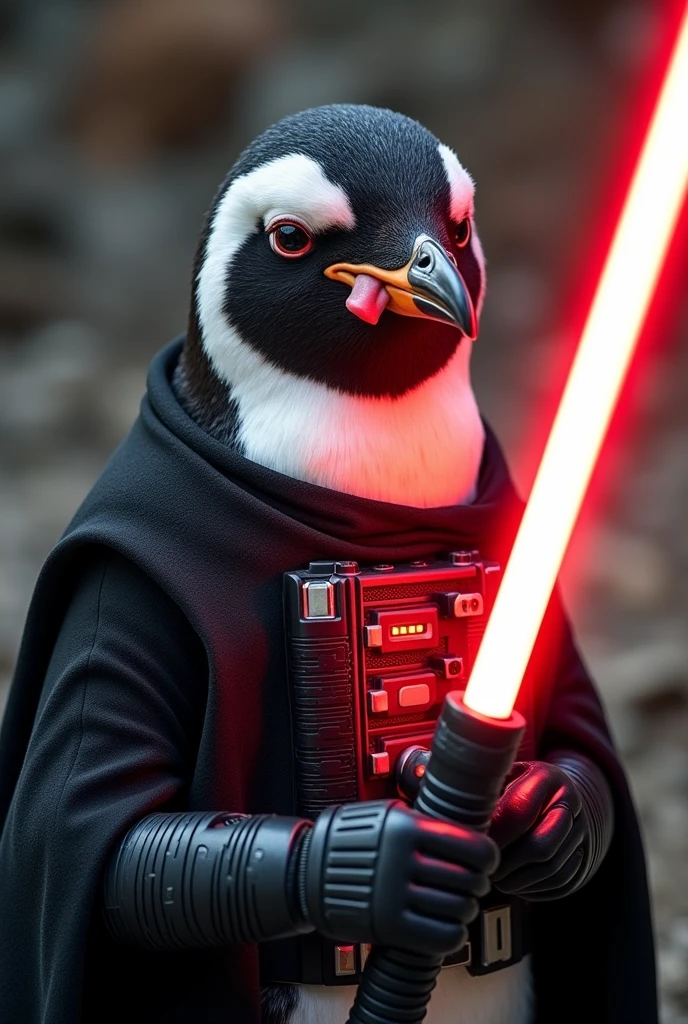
[346,274,390,325]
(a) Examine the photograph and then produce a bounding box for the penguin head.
[176,105,488,505]
[181,105,486,413]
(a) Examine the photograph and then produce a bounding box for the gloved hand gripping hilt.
[104,793,494,957]
[104,796,488,954]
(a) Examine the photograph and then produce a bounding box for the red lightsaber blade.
[465,2,688,721]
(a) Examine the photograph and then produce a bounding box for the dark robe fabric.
[0,338,657,1024]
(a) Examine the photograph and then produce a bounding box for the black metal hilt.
[346,691,525,1024]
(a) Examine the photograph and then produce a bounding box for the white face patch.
[197,152,356,384]
[438,143,475,221]
[438,142,486,317]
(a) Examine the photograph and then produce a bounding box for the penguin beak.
[324,235,477,339]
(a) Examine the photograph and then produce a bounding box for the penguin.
[0,103,657,1024]
[173,104,533,1024]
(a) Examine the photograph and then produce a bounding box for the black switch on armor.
[307,561,337,575]
[334,561,360,575]
[450,551,472,565]
[429,655,464,680]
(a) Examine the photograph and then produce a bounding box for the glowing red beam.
[464,4,688,721]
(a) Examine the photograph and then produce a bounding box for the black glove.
[104,800,498,957]
[488,753,614,901]
[304,799,499,955]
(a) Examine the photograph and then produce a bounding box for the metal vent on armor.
[364,579,469,603]
[289,637,358,816]
[365,638,448,670]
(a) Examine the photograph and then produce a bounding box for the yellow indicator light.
[390,623,428,638]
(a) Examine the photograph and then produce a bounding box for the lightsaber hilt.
[346,692,525,1024]
[415,694,526,830]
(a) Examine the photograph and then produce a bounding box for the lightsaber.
[464,1,688,721]
[349,10,688,1022]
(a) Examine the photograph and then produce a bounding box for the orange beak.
[324,235,477,339]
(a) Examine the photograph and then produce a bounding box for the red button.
[370,752,390,776]
[398,683,431,707]
[368,689,389,714]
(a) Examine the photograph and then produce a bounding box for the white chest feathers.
[229,339,484,508]
[288,956,534,1024]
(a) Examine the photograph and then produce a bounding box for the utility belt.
[261,892,530,986]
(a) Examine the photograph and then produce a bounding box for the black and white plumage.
[174,104,533,1024]
[174,104,488,508]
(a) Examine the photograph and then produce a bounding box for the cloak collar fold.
[144,340,524,560]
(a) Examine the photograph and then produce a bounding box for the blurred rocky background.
[0,0,686,1016]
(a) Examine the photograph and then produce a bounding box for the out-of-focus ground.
[0,0,686,1017]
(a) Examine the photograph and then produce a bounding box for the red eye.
[269,221,313,258]
[454,218,471,248]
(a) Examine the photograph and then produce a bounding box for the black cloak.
[0,339,657,1024]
